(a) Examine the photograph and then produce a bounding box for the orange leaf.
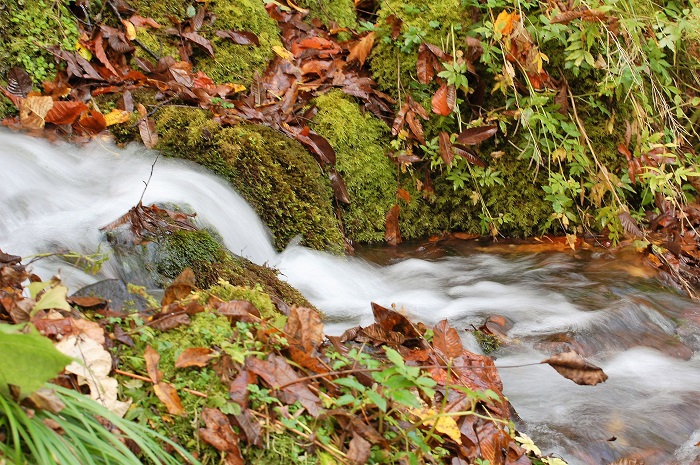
[431,84,452,116]
[494,10,520,36]
[154,382,185,415]
[45,101,89,125]
[77,109,107,134]
[104,108,131,126]
[397,188,411,203]
[175,348,217,368]
[433,319,463,359]
[347,32,375,66]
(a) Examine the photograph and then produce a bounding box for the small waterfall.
[1,129,699,464]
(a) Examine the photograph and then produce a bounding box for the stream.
[1,130,699,465]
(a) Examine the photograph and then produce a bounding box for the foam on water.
[1,130,699,464]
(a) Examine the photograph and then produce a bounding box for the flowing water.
[1,130,699,465]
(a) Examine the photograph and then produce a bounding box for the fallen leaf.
[175,347,217,368]
[433,319,463,359]
[150,312,191,331]
[542,350,608,385]
[20,96,54,130]
[217,300,261,323]
[385,204,401,246]
[412,407,461,443]
[32,285,71,314]
[66,295,107,308]
[215,29,260,46]
[154,381,185,415]
[348,32,375,66]
[28,387,66,414]
[431,84,453,116]
[386,14,403,40]
[162,267,196,305]
[232,408,263,447]
[494,10,520,36]
[397,188,411,203]
[229,370,254,406]
[144,345,162,383]
[285,306,324,353]
[182,31,215,57]
[200,407,244,464]
[104,108,131,126]
[7,67,33,98]
[347,431,371,464]
[77,109,107,134]
[439,131,454,166]
[246,354,321,417]
[454,144,486,167]
[329,168,351,204]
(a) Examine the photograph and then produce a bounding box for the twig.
[114,369,208,398]
[138,153,160,204]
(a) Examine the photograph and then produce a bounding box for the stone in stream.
[72,279,150,313]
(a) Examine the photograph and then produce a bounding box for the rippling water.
[1,130,699,464]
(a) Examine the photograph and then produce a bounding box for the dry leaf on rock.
[542,350,608,385]
[54,335,131,417]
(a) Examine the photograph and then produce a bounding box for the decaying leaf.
[433,319,463,359]
[285,306,324,353]
[200,407,245,464]
[438,131,454,166]
[215,29,260,46]
[431,84,454,116]
[542,350,608,385]
[162,267,196,305]
[144,345,162,383]
[20,96,54,130]
[412,406,461,443]
[348,32,375,67]
[329,168,351,204]
[175,347,217,368]
[347,431,371,464]
[216,300,261,323]
[6,67,33,98]
[456,125,498,145]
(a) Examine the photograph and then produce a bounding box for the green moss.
[154,106,344,253]
[310,91,396,242]
[0,0,79,84]
[370,0,470,96]
[129,0,281,84]
[297,0,357,31]
[207,281,276,318]
[155,229,313,308]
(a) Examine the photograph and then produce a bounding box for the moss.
[0,0,79,85]
[370,0,470,96]
[244,433,320,464]
[129,0,281,84]
[155,229,313,308]
[310,91,397,242]
[207,281,276,318]
[297,0,357,32]
[153,106,344,253]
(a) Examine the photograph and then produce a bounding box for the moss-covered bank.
[152,106,344,253]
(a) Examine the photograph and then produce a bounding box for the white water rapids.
[1,130,699,464]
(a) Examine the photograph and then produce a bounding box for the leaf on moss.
[431,84,453,116]
[348,32,375,67]
[144,346,162,383]
[7,67,33,98]
[154,381,186,415]
[439,131,454,166]
[385,204,401,246]
[329,168,351,204]
[175,347,217,368]
[215,30,260,46]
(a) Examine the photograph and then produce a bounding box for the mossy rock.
[0,0,79,85]
[128,0,281,84]
[370,0,471,96]
[153,106,344,253]
[156,229,312,309]
[297,0,357,36]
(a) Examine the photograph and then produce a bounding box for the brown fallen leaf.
[154,381,185,416]
[433,319,463,359]
[67,295,107,308]
[329,168,351,204]
[456,125,498,145]
[348,32,375,67]
[20,96,54,130]
[199,407,244,465]
[439,131,454,166]
[144,345,162,383]
[347,431,371,464]
[232,408,263,447]
[229,370,255,406]
[150,311,191,331]
[385,204,401,246]
[542,350,608,386]
[175,347,217,368]
[215,29,260,46]
[285,306,324,353]
[162,267,196,305]
[216,300,261,323]
[431,84,454,116]
[45,101,89,125]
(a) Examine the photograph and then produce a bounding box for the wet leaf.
[20,96,54,130]
[285,306,324,353]
[329,168,351,204]
[542,350,608,385]
[182,31,215,57]
[7,67,33,98]
[432,84,453,116]
[385,204,401,246]
[104,108,131,126]
[32,285,71,314]
[215,29,260,46]
[246,354,321,417]
[618,211,644,238]
[386,14,403,40]
[348,32,375,66]
[113,325,134,347]
[412,407,461,443]
[175,347,217,368]
[348,431,371,464]
[154,382,185,415]
[397,187,411,203]
[144,346,162,383]
[66,295,107,308]
[456,125,498,145]
[150,312,190,331]
[229,370,254,406]
[433,319,463,359]
[439,131,454,166]
[45,101,89,125]
[357,323,405,347]
[406,111,425,143]
[77,109,107,134]
[137,110,158,149]
[162,267,196,305]
[371,302,420,337]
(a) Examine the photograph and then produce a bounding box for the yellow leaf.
[272,45,294,61]
[104,109,131,126]
[494,10,519,36]
[20,96,54,130]
[121,20,137,40]
[515,433,542,456]
[76,42,93,61]
[411,408,461,443]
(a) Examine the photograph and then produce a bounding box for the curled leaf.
[542,350,608,386]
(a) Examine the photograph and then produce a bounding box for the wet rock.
[72,279,149,312]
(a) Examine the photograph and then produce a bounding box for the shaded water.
[1,131,699,464]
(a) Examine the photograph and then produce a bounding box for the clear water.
[1,130,698,464]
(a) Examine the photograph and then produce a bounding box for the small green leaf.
[384,347,405,368]
[334,377,366,392]
[389,388,421,408]
[366,389,387,412]
[336,394,357,406]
